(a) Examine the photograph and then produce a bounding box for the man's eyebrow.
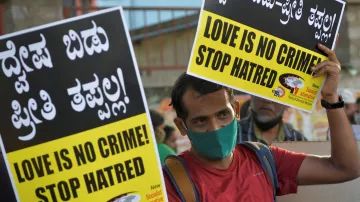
[190,115,207,122]
[190,108,230,122]
[217,108,230,113]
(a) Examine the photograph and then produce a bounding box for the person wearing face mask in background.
[338,89,357,124]
[149,110,176,165]
[237,96,307,146]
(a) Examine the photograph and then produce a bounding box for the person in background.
[149,110,176,165]
[164,125,178,153]
[238,96,307,145]
[338,89,357,124]
[328,90,357,139]
[355,97,360,125]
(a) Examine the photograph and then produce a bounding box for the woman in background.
[164,125,178,153]
[149,110,176,165]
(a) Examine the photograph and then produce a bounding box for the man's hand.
[312,43,341,103]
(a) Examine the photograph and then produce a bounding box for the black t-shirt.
[0,152,16,202]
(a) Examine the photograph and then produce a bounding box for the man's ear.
[234,100,240,121]
[174,117,187,136]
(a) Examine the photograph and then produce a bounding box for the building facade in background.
[1,0,360,141]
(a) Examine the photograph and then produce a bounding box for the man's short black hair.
[357,97,360,104]
[149,109,164,129]
[170,72,234,120]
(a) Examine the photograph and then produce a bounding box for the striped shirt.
[237,116,307,145]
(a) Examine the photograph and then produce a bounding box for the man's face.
[179,88,235,133]
[250,96,285,122]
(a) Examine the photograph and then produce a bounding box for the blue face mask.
[187,119,238,160]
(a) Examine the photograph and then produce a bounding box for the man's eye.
[193,118,206,125]
[219,111,229,118]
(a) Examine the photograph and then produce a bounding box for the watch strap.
[321,96,344,109]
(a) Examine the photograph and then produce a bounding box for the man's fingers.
[318,43,332,55]
[318,43,339,63]
[313,66,327,78]
[313,64,341,78]
[311,60,332,72]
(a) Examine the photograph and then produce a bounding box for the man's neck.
[190,147,234,170]
[259,123,281,145]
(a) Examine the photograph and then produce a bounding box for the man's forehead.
[183,88,228,103]
[182,88,230,118]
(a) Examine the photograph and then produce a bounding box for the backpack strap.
[163,155,199,202]
[240,141,279,202]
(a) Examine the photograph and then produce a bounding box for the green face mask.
[187,118,238,160]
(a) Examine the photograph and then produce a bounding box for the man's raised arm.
[297,44,360,185]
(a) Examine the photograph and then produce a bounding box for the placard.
[0,7,167,202]
[187,0,346,112]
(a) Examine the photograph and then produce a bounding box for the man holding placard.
[163,43,360,201]
[161,0,359,200]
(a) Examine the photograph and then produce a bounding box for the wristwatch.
[321,96,344,109]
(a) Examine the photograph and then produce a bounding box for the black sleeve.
[0,152,17,202]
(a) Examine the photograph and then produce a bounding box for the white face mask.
[355,113,360,125]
